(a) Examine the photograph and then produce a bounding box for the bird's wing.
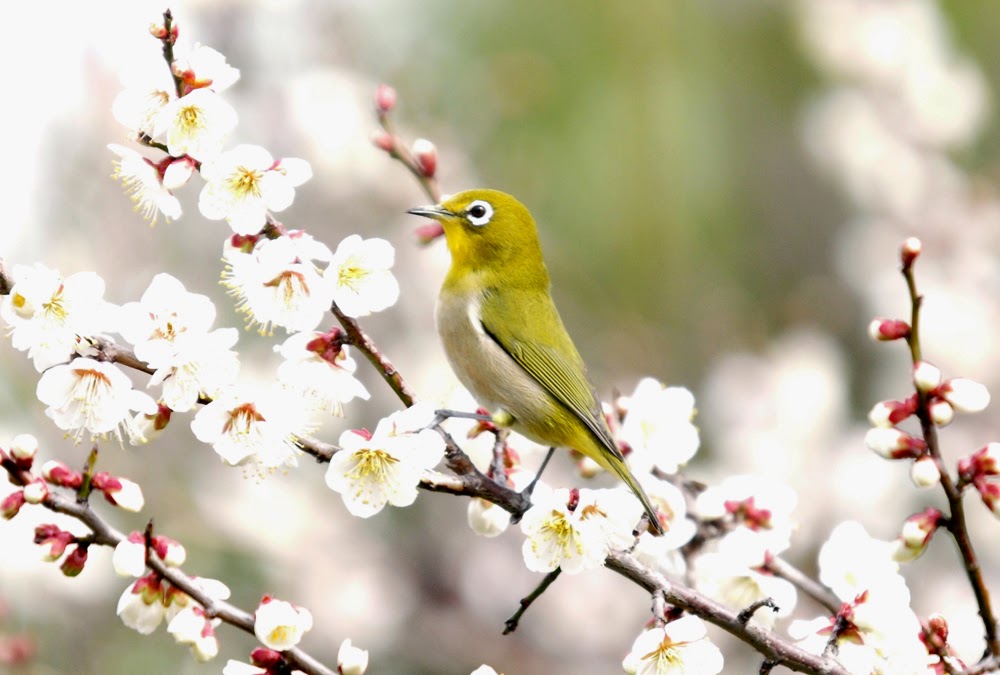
[479,290,623,460]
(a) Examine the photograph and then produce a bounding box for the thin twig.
[503,568,562,635]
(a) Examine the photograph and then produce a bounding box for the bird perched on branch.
[408,189,662,533]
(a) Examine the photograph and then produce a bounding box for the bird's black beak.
[407,205,454,220]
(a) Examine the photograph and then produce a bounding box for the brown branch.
[330,301,415,407]
[2,462,335,675]
[605,551,852,675]
[903,261,999,656]
[376,109,441,204]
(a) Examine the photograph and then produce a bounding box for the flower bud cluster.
[865,353,989,489]
[958,443,1000,519]
[33,524,89,576]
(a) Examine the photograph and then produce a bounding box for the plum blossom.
[622,615,724,675]
[199,144,312,235]
[190,384,317,473]
[253,596,313,651]
[152,88,237,160]
[36,359,158,444]
[325,403,444,517]
[275,329,369,415]
[108,145,182,225]
[325,235,400,318]
[619,378,700,475]
[1,264,114,372]
[520,487,643,574]
[224,235,335,335]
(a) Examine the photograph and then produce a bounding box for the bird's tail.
[588,445,663,535]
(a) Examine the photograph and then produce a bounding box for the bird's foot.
[510,447,557,524]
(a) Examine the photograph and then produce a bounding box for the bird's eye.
[465,200,494,227]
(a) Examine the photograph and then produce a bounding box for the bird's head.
[408,189,547,280]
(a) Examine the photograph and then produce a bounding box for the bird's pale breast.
[435,288,570,446]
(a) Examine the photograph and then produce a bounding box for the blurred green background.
[3,1,1000,673]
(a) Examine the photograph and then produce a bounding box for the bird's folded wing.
[478,297,623,460]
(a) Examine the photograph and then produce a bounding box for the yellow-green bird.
[408,189,662,533]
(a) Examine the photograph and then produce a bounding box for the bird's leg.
[519,447,556,502]
[432,409,492,425]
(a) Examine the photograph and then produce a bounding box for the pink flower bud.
[2,490,26,519]
[9,434,38,465]
[867,397,917,427]
[152,535,187,567]
[959,444,1000,483]
[893,508,941,562]
[370,130,394,152]
[928,400,954,427]
[926,614,949,645]
[250,647,284,668]
[868,318,910,342]
[939,378,990,414]
[910,456,941,488]
[913,361,942,393]
[901,237,922,269]
[93,473,145,512]
[375,84,397,113]
[411,138,437,177]
[60,543,89,577]
[415,221,445,245]
[34,524,74,561]
[976,481,1000,518]
[22,480,48,505]
[305,328,346,365]
[864,427,925,459]
[41,460,82,489]
[149,22,168,39]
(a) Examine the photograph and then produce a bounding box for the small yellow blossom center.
[538,510,583,556]
[228,166,264,199]
[337,256,369,291]
[267,626,290,645]
[642,636,690,670]
[42,285,69,322]
[178,105,204,131]
[224,403,266,436]
[347,448,398,492]
[264,270,310,305]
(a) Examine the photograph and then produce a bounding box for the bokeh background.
[3,0,1000,672]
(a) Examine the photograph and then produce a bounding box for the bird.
[408,189,662,533]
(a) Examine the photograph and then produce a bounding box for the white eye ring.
[465,200,494,227]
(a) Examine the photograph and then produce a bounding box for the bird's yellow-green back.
[410,189,662,532]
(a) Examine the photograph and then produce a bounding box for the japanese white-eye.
[408,189,662,533]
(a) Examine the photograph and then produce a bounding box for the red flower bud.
[375,84,397,113]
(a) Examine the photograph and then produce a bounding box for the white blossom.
[109,145,182,225]
[224,236,336,335]
[622,615,724,675]
[325,403,445,517]
[36,359,158,443]
[112,536,147,578]
[167,606,220,662]
[253,597,313,651]
[337,638,369,675]
[190,384,316,473]
[173,44,240,93]
[152,88,237,160]
[1,264,114,372]
[199,144,312,235]
[325,235,400,318]
[520,487,642,574]
[275,330,369,415]
[619,378,700,474]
